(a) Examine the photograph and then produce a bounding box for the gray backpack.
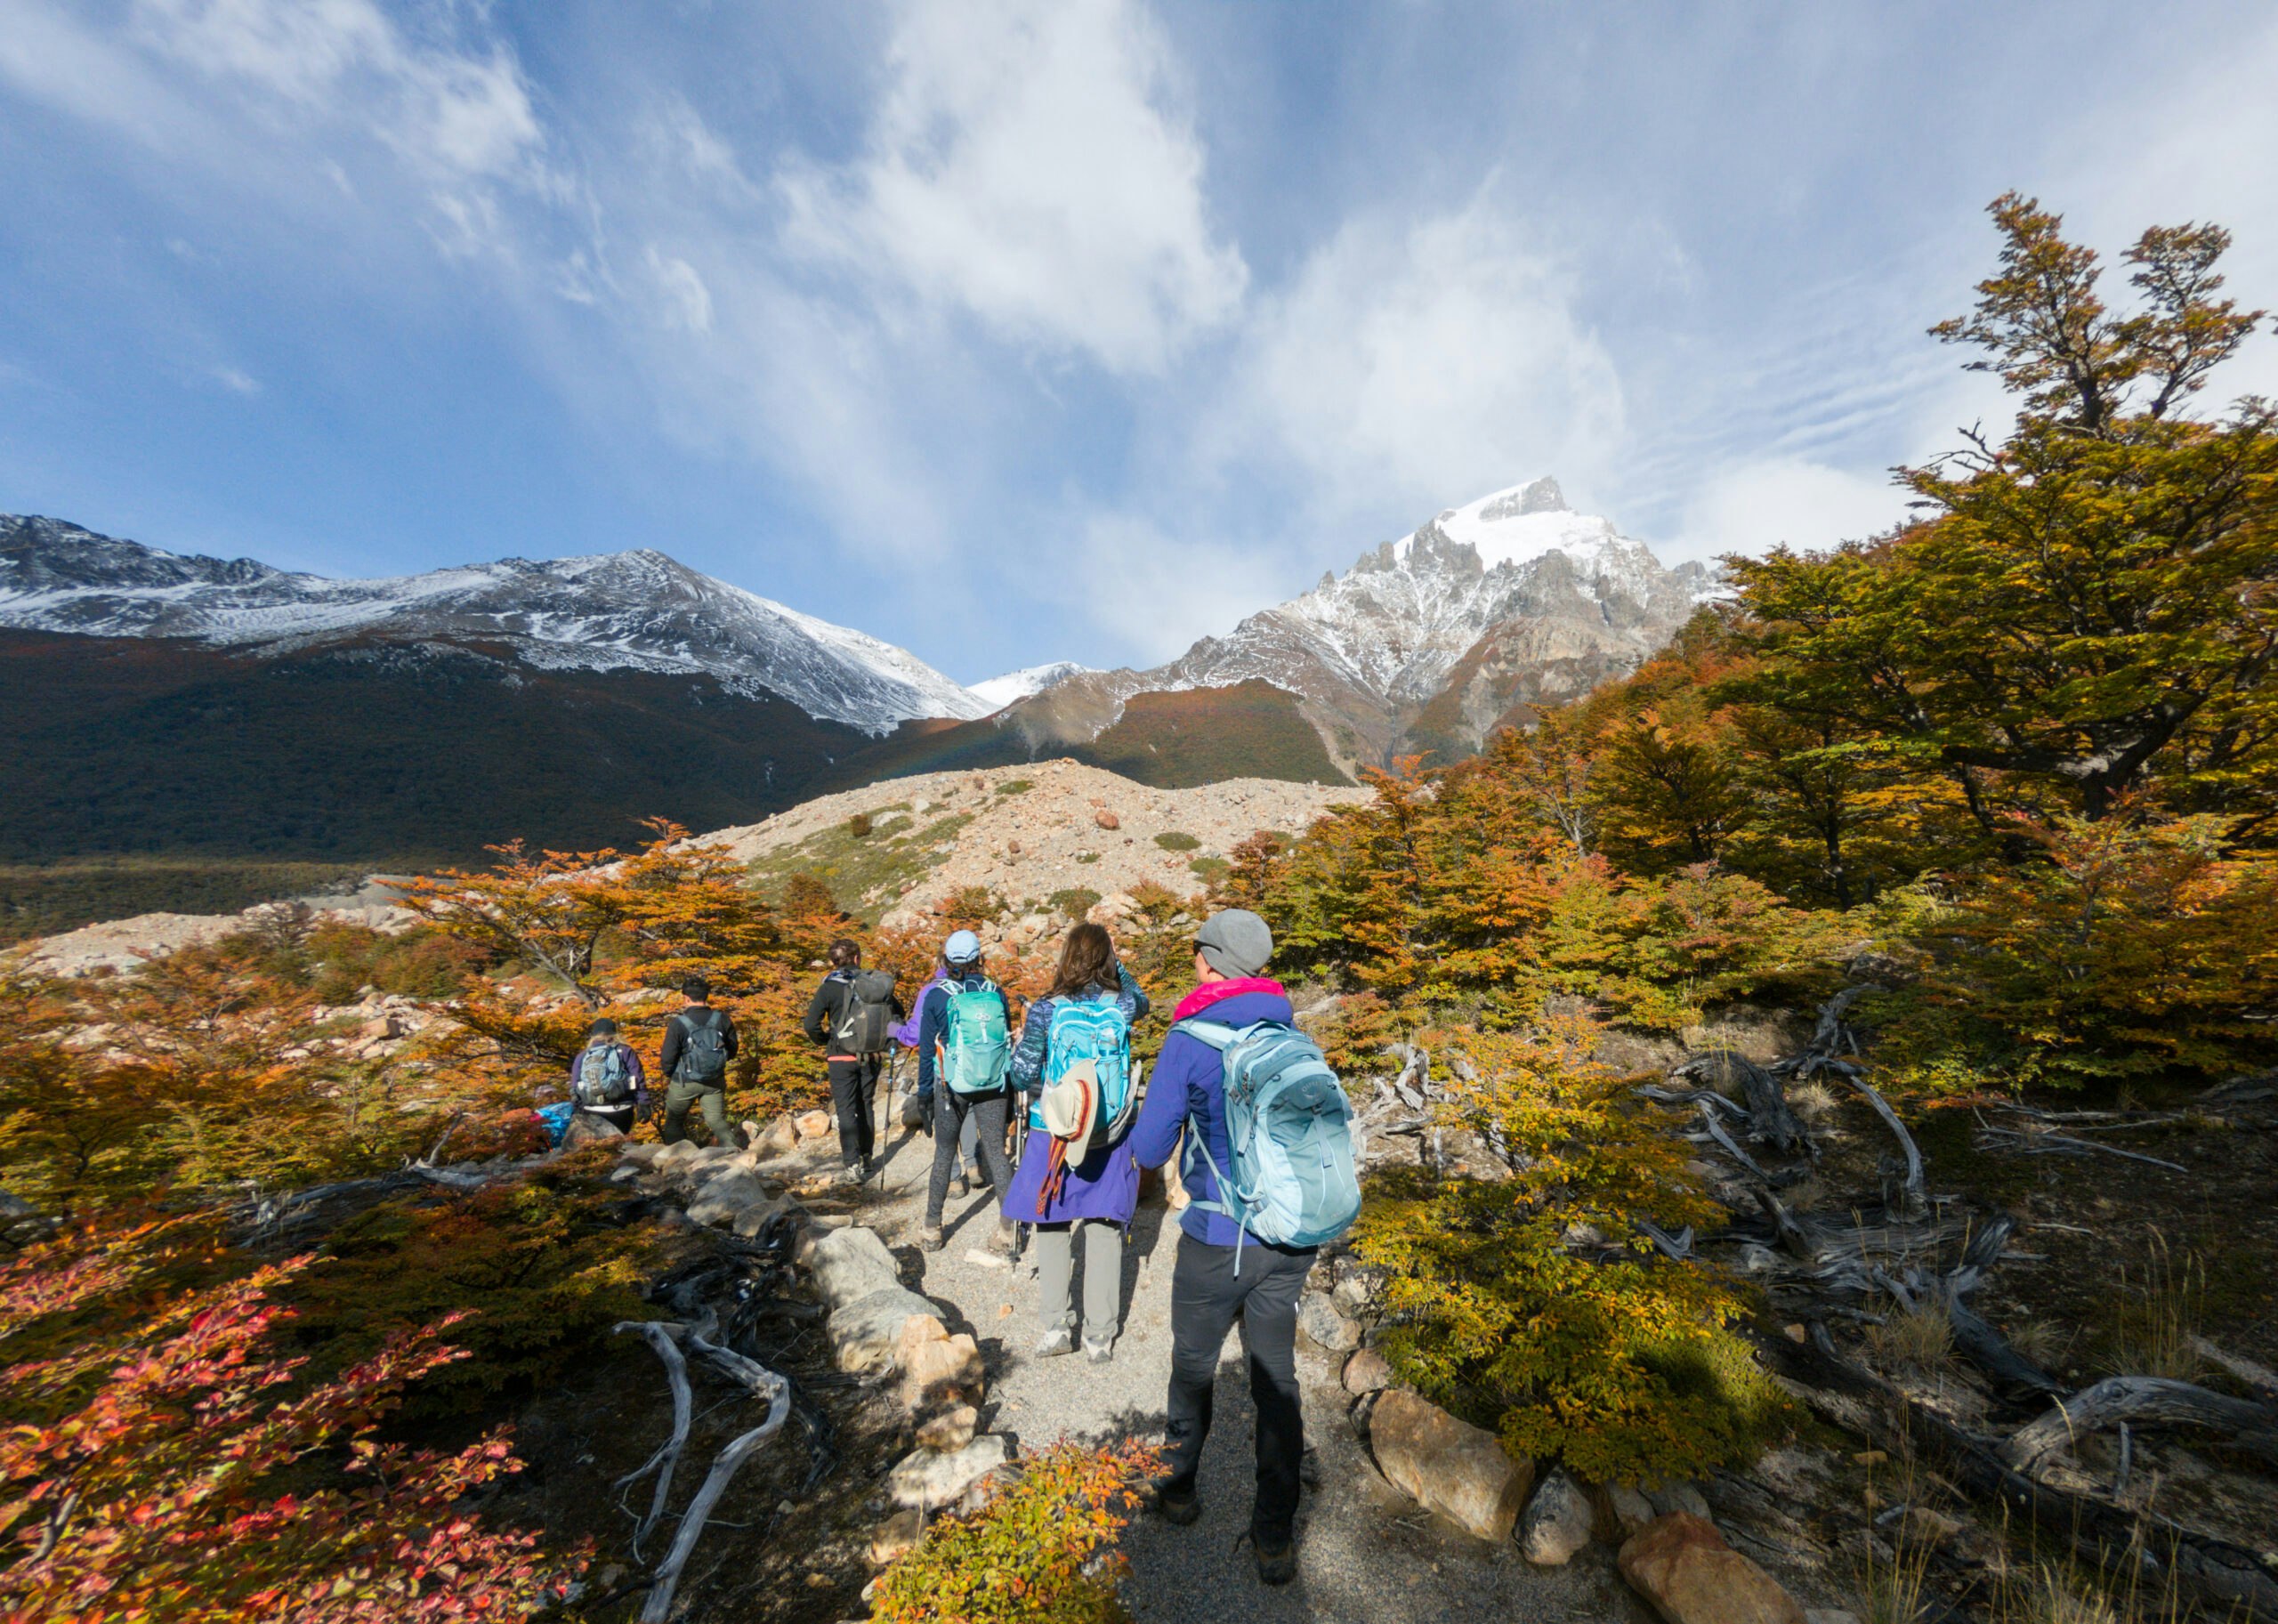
[573,1041,635,1106]
[832,969,899,1056]
[674,1009,731,1085]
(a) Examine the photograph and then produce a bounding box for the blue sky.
[4,1,2274,684]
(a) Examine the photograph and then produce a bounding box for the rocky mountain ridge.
[0,514,988,735]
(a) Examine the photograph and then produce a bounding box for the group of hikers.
[562,908,1362,1586]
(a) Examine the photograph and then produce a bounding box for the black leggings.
[925,1089,1012,1226]
[827,1057,879,1168]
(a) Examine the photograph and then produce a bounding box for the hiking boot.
[1254,1536,1297,1587]
[919,1224,946,1253]
[1082,1333,1114,1364]
[833,1165,863,1188]
[1035,1326,1075,1358]
[982,1217,1021,1257]
[1152,1483,1200,1526]
[951,1171,970,1198]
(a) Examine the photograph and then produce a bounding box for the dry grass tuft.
[1789,1079,1841,1120]
[2005,1317,2072,1369]
[1862,1302,1955,1375]
[2104,1229,2204,1381]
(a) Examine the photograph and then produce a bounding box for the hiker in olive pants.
[660,975,743,1146]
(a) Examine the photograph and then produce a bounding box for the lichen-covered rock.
[887,1435,1011,1510]
[897,1315,985,1412]
[1297,1292,1361,1353]
[1519,1468,1595,1566]
[828,1288,940,1374]
[1342,1346,1395,1395]
[1368,1388,1534,1543]
[809,1225,902,1310]
[1618,1513,1806,1624]
[915,1405,979,1452]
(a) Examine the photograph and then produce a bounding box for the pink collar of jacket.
[1172,977,1286,1022]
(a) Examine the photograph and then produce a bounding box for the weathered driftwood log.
[1843,1072,1928,1219]
[612,1321,693,1555]
[1780,1324,2278,1620]
[1971,1120,2187,1175]
[2003,1376,2278,1474]
[1735,1054,1810,1155]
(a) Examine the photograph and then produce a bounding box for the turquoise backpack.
[1038,995,1137,1140]
[1175,1018,1361,1269]
[939,981,1010,1095]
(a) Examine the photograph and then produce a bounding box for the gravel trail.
[844,1077,1638,1622]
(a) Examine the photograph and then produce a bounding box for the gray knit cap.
[1196,909,1273,978]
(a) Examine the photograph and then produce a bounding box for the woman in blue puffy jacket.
[1001,922,1150,1361]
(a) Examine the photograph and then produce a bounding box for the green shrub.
[1152,831,1201,852]
[1048,887,1103,923]
[1187,855,1229,885]
[847,812,875,839]
[1355,1023,1794,1484]
[1075,852,1100,865]
[996,780,1033,796]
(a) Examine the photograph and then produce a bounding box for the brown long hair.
[1046,922,1118,999]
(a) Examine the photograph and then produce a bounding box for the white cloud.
[779,0,1246,374]
[1047,512,1294,663]
[1668,456,1914,563]
[645,247,715,334]
[1213,198,1625,523]
[211,364,260,393]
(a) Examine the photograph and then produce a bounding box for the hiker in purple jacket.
[999,923,1151,1361]
[896,963,984,1189]
[1128,909,1308,1587]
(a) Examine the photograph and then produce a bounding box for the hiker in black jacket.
[803,939,903,1184]
[660,976,744,1148]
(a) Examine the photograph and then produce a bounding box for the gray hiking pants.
[1033,1219,1122,1343]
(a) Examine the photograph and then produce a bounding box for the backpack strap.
[1171,1016,1241,1050]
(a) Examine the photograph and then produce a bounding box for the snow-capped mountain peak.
[0,515,990,734]
[969,661,1093,712]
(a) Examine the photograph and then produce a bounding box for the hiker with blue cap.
[914,929,1020,1256]
[1130,908,1362,1587]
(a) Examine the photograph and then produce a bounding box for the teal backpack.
[1038,995,1137,1140]
[1175,1018,1361,1269]
[939,981,1010,1095]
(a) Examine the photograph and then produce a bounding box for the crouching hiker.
[568,1017,646,1136]
[803,939,903,1185]
[1001,923,1149,1361]
[916,930,1018,1256]
[1130,909,1361,1587]
[659,975,746,1148]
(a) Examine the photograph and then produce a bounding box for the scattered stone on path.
[1342,1346,1394,1396]
[828,1288,941,1374]
[808,1226,902,1311]
[755,1115,804,1158]
[868,1509,923,1566]
[1297,1291,1361,1353]
[897,1315,985,1412]
[685,1171,773,1228]
[1367,1389,1535,1544]
[888,1434,1011,1510]
[915,1405,979,1452]
[1618,1512,1806,1624]
[1095,810,1120,830]
[795,1109,834,1140]
[962,1248,1011,1270]
[1518,1468,1595,1566]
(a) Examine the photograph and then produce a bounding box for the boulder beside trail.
[1342,1347,1395,1395]
[1618,1513,1806,1624]
[1518,1468,1595,1566]
[561,1111,624,1150]
[888,1434,1011,1510]
[1603,1481,1658,1539]
[915,1405,980,1452]
[868,1509,923,1566]
[796,1109,834,1140]
[1368,1388,1534,1543]
[809,1225,902,1310]
[1297,1292,1361,1353]
[828,1288,941,1374]
[897,1315,986,1413]
[753,1115,804,1158]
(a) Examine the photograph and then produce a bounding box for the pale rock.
[796,1109,834,1140]
[652,1139,702,1167]
[869,1509,924,1566]
[828,1288,941,1374]
[560,1111,624,1150]
[731,1200,788,1240]
[1619,1513,1805,1624]
[1646,1481,1714,1522]
[1343,1347,1395,1395]
[809,1225,903,1310]
[618,1141,664,1167]
[957,1463,1021,1515]
[685,1171,774,1227]
[608,1163,643,1184]
[1603,1481,1658,1539]
[915,1405,980,1452]
[1901,1507,1964,1545]
[1519,1468,1595,1566]
[1297,1292,1361,1353]
[755,1115,804,1158]
[898,1315,986,1412]
[888,1434,1011,1510]
[1368,1388,1534,1543]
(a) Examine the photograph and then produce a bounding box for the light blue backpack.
[1175,1018,1362,1269]
[1038,995,1138,1143]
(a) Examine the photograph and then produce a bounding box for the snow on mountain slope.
[0,514,990,734]
[968,661,1093,712]
[1009,476,1719,768]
